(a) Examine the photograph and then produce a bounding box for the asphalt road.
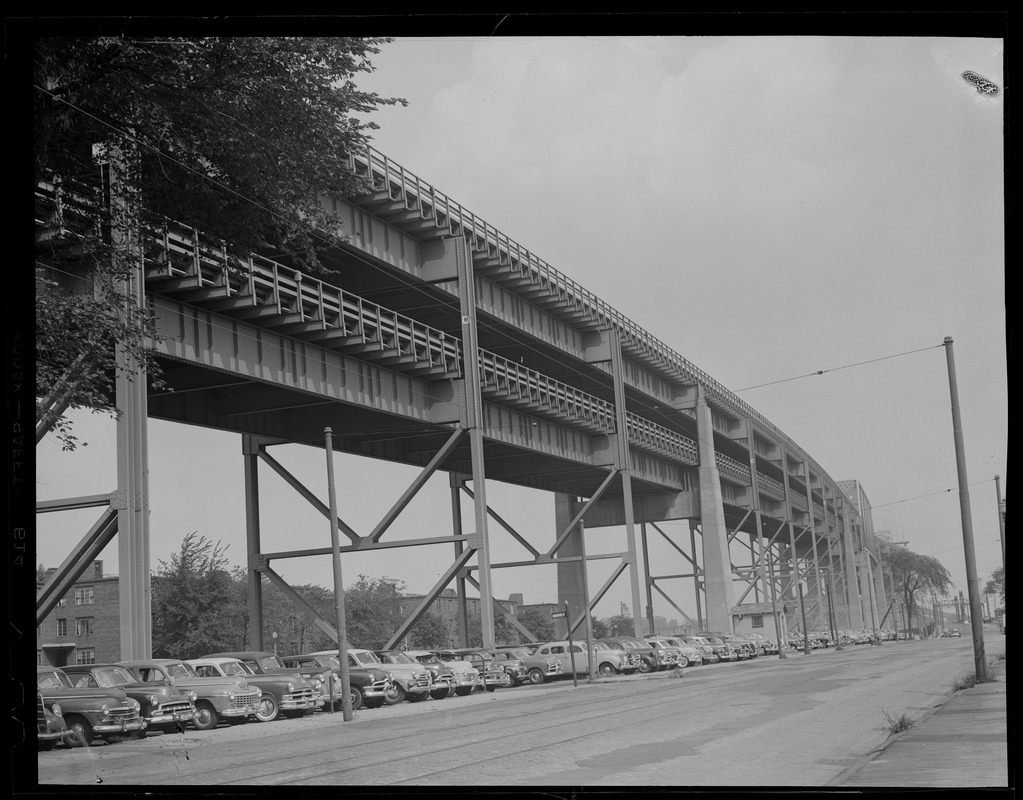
[35,635,994,787]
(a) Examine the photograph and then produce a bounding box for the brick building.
[36,560,121,667]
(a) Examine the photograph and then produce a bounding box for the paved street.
[35,630,1006,788]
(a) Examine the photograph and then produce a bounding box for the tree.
[885,546,952,639]
[406,612,450,650]
[985,567,1004,603]
[152,532,245,659]
[34,36,405,448]
[343,575,407,650]
[602,613,635,638]
[590,617,610,640]
[514,608,556,644]
[465,611,517,648]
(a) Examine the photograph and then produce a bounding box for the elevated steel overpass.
[35,146,893,658]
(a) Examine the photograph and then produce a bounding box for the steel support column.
[695,389,734,631]
[110,149,152,661]
[243,435,264,650]
[839,498,865,629]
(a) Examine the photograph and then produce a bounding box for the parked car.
[189,655,321,722]
[651,636,703,667]
[118,658,261,731]
[680,634,719,663]
[493,646,563,685]
[949,628,962,638]
[474,648,528,687]
[375,650,451,700]
[695,633,740,662]
[63,663,195,735]
[280,653,394,710]
[603,638,667,673]
[404,649,479,697]
[35,691,67,751]
[37,665,147,747]
[722,633,757,658]
[308,648,431,704]
[593,640,639,672]
[436,648,505,691]
[529,641,631,678]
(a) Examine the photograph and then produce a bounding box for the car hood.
[37,685,129,702]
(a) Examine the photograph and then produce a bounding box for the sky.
[34,33,1006,625]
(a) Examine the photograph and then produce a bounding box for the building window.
[75,648,96,665]
[56,619,68,637]
[76,617,95,636]
[58,598,67,607]
[751,614,764,629]
[75,587,94,605]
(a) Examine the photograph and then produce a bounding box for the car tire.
[498,671,514,689]
[190,702,219,731]
[454,686,473,696]
[407,691,428,703]
[349,685,364,711]
[254,694,280,723]
[527,668,546,685]
[485,683,498,693]
[598,662,616,677]
[676,655,689,668]
[63,715,93,747]
[430,686,450,701]
[637,659,653,674]
[385,684,406,705]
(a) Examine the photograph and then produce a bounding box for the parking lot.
[34,631,1003,787]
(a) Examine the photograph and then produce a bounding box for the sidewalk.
[832,653,1009,788]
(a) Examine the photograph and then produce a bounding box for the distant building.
[403,588,522,648]
[36,560,120,667]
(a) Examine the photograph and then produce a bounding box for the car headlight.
[51,703,62,717]
[148,694,161,707]
[228,691,236,700]
[100,703,110,715]
[129,698,141,711]
[314,678,323,690]
[288,682,295,692]
[189,691,198,702]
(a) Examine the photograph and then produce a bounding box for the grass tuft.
[881,709,915,737]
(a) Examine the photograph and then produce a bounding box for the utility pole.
[943,337,988,679]
[325,427,354,721]
[995,475,1005,572]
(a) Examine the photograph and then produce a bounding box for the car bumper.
[147,709,195,726]
[280,697,324,711]
[37,729,65,742]
[92,718,147,735]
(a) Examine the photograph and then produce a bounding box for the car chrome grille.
[231,691,259,709]
[108,706,140,721]
[158,700,193,715]
[286,687,317,703]
[413,673,430,688]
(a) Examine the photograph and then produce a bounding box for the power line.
[733,344,944,392]
[872,478,997,509]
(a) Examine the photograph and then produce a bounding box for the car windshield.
[259,656,284,670]
[602,642,626,651]
[220,661,247,677]
[38,670,74,689]
[379,653,415,665]
[166,662,199,679]
[94,666,135,687]
[354,652,382,666]
[240,659,262,673]
[412,654,440,664]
